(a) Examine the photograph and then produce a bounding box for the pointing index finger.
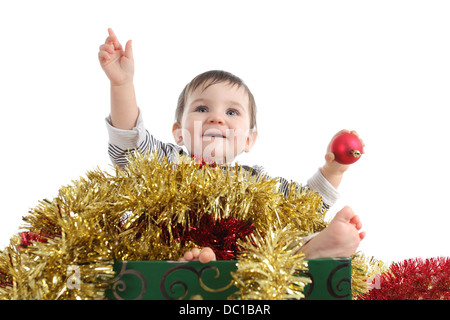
[107,28,122,50]
[108,28,115,37]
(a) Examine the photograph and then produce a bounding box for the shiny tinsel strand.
[231,226,310,300]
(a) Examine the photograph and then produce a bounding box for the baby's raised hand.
[98,28,134,86]
[324,130,365,174]
[319,130,365,189]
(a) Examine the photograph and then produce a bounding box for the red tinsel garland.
[185,214,254,260]
[361,257,450,300]
[160,211,254,260]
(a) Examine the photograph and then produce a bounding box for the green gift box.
[105,258,351,300]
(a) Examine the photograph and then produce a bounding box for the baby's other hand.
[324,130,365,175]
[98,28,134,86]
[180,247,216,264]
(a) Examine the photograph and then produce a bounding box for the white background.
[1,1,449,264]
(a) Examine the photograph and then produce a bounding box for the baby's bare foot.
[301,206,365,259]
[180,247,217,263]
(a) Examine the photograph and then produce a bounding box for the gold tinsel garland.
[350,252,389,299]
[231,226,310,300]
[0,152,380,300]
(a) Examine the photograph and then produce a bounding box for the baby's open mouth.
[203,134,226,138]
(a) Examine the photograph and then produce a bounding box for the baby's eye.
[195,106,208,113]
[226,109,239,116]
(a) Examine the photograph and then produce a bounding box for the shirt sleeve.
[306,168,339,209]
[248,165,339,211]
[105,108,185,168]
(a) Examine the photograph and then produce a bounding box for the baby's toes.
[182,248,200,261]
[350,215,363,230]
[199,248,216,264]
[359,231,366,241]
[191,248,201,259]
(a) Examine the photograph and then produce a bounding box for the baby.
[99,29,365,263]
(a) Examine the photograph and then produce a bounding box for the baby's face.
[172,82,257,163]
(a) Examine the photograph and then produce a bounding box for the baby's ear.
[244,129,258,152]
[172,122,184,146]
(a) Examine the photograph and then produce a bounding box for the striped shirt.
[106,111,339,210]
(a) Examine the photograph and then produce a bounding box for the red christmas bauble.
[330,133,363,165]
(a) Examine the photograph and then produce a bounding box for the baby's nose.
[207,112,225,124]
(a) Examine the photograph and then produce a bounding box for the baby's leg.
[181,247,216,263]
[301,206,365,259]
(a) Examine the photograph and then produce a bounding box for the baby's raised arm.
[99,28,139,130]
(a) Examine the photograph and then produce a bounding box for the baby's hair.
[175,70,257,129]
